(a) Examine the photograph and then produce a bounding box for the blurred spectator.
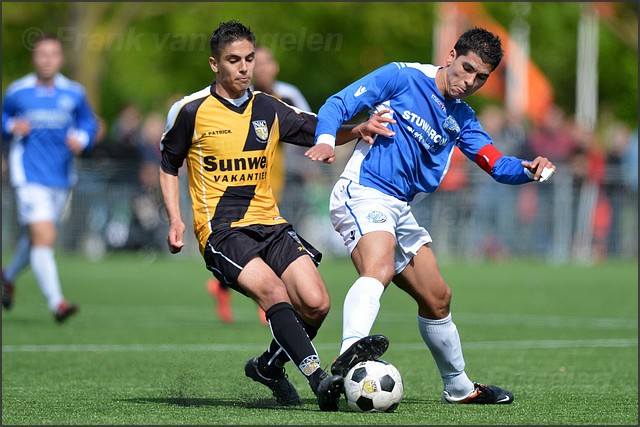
[569,122,609,261]
[107,103,142,170]
[252,45,319,223]
[621,128,638,193]
[126,161,166,253]
[125,113,166,252]
[98,105,142,252]
[470,105,528,259]
[83,116,109,161]
[621,128,638,256]
[62,115,108,254]
[603,121,634,256]
[135,112,164,164]
[524,104,577,257]
[78,111,166,256]
[526,104,577,162]
[253,48,355,258]
[426,146,472,259]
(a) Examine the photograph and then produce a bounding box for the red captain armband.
[475,144,503,175]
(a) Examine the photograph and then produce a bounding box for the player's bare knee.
[417,282,451,318]
[419,299,450,319]
[431,300,451,319]
[435,286,452,317]
[361,264,395,286]
[297,304,328,325]
[299,295,330,322]
[441,284,452,305]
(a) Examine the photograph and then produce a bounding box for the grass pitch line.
[2,338,636,353]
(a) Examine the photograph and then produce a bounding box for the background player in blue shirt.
[2,34,98,322]
[306,27,556,404]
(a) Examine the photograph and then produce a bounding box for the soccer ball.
[343,359,404,412]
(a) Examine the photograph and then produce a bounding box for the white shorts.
[329,178,432,275]
[14,184,70,225]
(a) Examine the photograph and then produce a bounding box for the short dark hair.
[32,33,62,50]
[454,27,504,71]
[209,20,255,58]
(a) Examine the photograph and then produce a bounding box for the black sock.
[269,313,320,368]
[261,302,326,392]
[261,309,321,368]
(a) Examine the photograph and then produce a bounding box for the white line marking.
[2,339,636,353]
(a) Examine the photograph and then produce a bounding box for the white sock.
[418,313,474,398]
[30,246,64,312]
[5,234,31,282]
[339,276,385,354]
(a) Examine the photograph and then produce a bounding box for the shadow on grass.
[118,396,437,412]
[117,397,319,410]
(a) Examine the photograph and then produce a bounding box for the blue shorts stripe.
[344,201,363,237]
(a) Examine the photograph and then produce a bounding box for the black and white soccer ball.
[343,359,404,412]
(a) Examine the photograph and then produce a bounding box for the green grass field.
[2,253,637,425]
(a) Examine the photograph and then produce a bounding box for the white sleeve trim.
[315,133,336,148]
[524,167,535,180]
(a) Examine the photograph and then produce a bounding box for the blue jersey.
[2,73,97,188]
[315,62,533,203]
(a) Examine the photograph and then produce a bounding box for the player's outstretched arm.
[522,157,557,182]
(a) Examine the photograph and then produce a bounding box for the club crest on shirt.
[367,211,387,224]
[57,95,75,112]
[443,116,460,136]
[252,120,269,142]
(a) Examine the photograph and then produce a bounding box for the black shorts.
[203,223,322,295]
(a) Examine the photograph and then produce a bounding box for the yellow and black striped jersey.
[160,83,317,252]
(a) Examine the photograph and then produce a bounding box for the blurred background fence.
[2,155,637,265]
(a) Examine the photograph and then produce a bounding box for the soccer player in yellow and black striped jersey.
[158,20,393,411]
[205,45,316,327]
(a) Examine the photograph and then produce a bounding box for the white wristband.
[315,133,336,149]
[524,166,555,182]
[539,167,555,182]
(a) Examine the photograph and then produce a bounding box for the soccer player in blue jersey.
[306,27,557,404]
[2,34,98,322]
